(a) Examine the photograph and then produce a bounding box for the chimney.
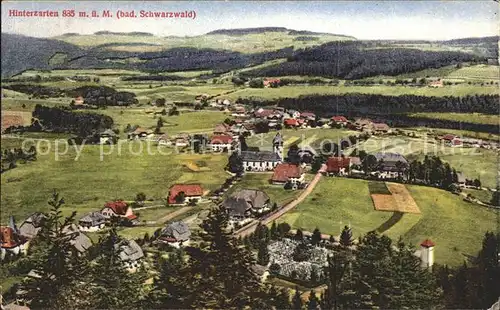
[420,239,435,270]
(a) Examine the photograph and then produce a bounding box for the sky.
[1,1,498,40]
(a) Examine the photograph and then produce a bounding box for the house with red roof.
[429,80,443,88]
[326,157,352,176]
[101,200,137,222]
[168,184,204,205]
[263,78,281,88]
[210,135,234,152]
[1,226,27,260]
[271,163,305,186]
[440,134,462,147]
[284,118,303,128]
[331,116,348,127]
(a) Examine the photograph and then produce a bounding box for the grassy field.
[279,177,497,266]
[408,112,498,125]
[462,188,494,204]
[0,143,229,224]
[408,127,499,141]
[96,109,229,136]
[447,65,499,81]
[217,84,497,101]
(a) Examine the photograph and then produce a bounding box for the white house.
[210,135,233,152]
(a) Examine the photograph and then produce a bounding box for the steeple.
[420,238,435,270]
[273,132,283,161]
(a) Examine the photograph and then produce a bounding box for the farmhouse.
[284,118,303,128]
[168,184,204,205]
[18,212,46,239]
[331,116,348,127]
[214,123,231,135]
[285,109,301,119]
[210,135,233,152]
[99,129,118,145]
[101,200,138,223]
[157,133,171,146]
[1,226,27,260]
[372,123,391,134]
[254,108,275,119]
[373,152,409,179]
[159,221,191,246]
[62,224,93,253]
[429,80,444,88]
[300,112,316,121]
[128,127,154,140]
[271,163,305,185]
[231,106,246,117]
[223,189,271,219]
[117,239,144,271]
[326,157,352,176]
[351,118,373,131]
[78,211,107,232]
[74,96,85,106]
[263,78,281,88]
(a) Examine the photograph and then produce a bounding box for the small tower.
[420,239,435,269]
[273,132,284,161]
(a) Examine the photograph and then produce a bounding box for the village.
[2,90,497,293]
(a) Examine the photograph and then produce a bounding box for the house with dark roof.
[352,118,373,131]
[159,221,191,246]
[372,123,390,134]
[326,157,352,176]
[223,189,271,219]
[241,133,283,171]
[18,212,46,239]
[101,201,138,223]
[210,135,234,152]
[128,127,154,140]
[62,224,93,254]
[168,184,204,205]
[78,211,107,232]
[300,112,316,121]
[116,239,144,271]
[271,163,304,185]
[372,152,409,179]
[99,129,118,145]
[213,123,231,135]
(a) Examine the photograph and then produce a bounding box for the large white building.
[241,133,283,171]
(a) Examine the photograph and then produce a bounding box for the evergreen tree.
[274,288,292,309]
[311,228,322,246]
[180,205,273,308]
[339,225,353,247]
[18,190,90,309]
[307,290,320,310]
[292,287,303,310]
[227,152,244,174]
[89,226,148,309]
[270,221,278,240]
[295,229,304,242]
[257,241,270,266]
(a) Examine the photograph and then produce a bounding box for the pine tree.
[311,228,322,246]
[18,190,89,309]
[274,288,292,309]
[257,241,270,266]
[270,221,278,240]
[89,226,148,309]
[307,290,320,310]
[339,225,353,247]
[292,286,303,310]
[181,205,273,308]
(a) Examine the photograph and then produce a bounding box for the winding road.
[235,164,326,237]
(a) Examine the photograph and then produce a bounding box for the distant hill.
[206,27,289,35]
[441,36,499,45]
[1,33,83,78]
[94,31,154,36]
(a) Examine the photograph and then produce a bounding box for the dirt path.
[156,206,191,224]
[235,164,326,237]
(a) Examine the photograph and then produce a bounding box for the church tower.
[273,132,283,161]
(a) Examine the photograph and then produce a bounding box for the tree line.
[241,41,484,79]
[29,104,114,136]
[0,146,37,173]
